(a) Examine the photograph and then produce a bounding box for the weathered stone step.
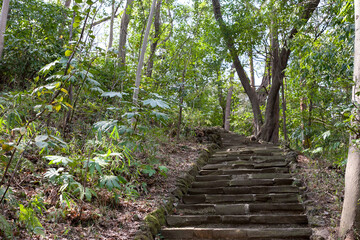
[195,173,292,181]
[202,161,288,170]
[199,167,289,175]
[166,214,308,227]
[215,149,283,156]
[161,227,312,239]
[208,156,287,164]
[176,203,305,215]
[182,193,300,204]
[188,185,299,194]
[191,178,294,188]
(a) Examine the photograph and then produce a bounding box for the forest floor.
[295,154,344,240]
[3,134,345,240]
[4,135,207,240]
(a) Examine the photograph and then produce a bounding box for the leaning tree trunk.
[146,0,162,78]
[132,0,157,106]
[211,0,263,134]
[339,1,360,238]
[0,0,10,60]
[118,0,134,67]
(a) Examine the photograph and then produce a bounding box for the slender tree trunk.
[108,0,115,49]
[339,1,360,238]
[177,62,187,140]
[224,64,235,131]
[224,86,233,131]
[118,0,134,67]
[211,0,263,134]
[249,48,255,89]
[0,0,10,60]
[281,77,288,143]
[65,0,71,8]
[132,0,157,106]
[146,0,162,78]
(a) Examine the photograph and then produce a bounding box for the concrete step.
[161,227,312,239]
[176,203,305,215]
[182,193,300,204]
[166,214,308,227]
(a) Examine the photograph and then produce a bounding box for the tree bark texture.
[108,0,115,49]
[118,0,134,67]
[249,48,255,89]
[146,0,162,78]
[224,86,233,131]
[0,0,10,60]
[339,1,360,238]
[65,0,71,8]
[211,0,263,134]
[259,0,320,142]
[133,0,157,106]
[224,64,235,131]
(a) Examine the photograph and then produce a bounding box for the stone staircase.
[160,132,311,239]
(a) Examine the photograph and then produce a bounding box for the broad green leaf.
[101,91,124,98]
[65,50,72,57]
[142,99,170,109]
[99,175,122,191]
[45,155,72,165]
[35,135,48,142]
[93,120,118,132]
[38,60,60,76]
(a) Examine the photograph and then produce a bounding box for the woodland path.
[160,132,311,239]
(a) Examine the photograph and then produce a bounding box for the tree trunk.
[0,0,10,60]
[65,0,71,8]
[224,86,233,131]
[259,30,282,143]
[146,0,162,78]
[177,62,187,140]
[281,77,288,143]
[339,1,360,238]
[118,0,134,67]
[249,48,255,89]
[132,0,157,106]
[211,0,263,134]
[224,64,235,131]
[108,0,115,49]
[259,0,320,143]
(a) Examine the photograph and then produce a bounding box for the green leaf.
[74,0,82,3]
[142,99,170,109]
[99,175,122,191]
[38,60,60,77]
[322,130,331,140]
[65,50,72,57]
[44,168,64,180]
[0,214,13,239]
[93,120,118,132]
[35,135,48,142]
[101,91,124,98]
[45,155,72,165]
